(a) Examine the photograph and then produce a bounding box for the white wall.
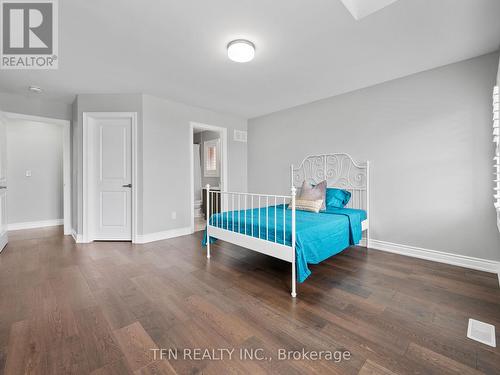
[142,94,247,235]
[248,52,500,262]
[6,120,63,224]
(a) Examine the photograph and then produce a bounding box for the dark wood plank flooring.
[0,226,499,374]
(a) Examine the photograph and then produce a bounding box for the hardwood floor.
[0,226,499,374]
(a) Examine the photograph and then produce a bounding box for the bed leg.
[291,184,297,298]
[206,241,211,259]
[366,228,370,249]
[291,262,297,298]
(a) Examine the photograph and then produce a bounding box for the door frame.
[0,112,8,251]
[82,112,138,243]
[1,111,72,236]
[189,121,228,234]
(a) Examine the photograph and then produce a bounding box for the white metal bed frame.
[205,153,370,297]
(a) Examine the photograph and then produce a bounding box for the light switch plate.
[25,170,32,177]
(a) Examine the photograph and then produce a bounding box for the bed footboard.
[205,185,297,297]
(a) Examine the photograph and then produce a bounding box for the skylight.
[340,0,400,20]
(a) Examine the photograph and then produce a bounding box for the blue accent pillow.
[326,188,351,209]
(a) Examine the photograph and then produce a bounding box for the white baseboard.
[360,238,500,276]
[70,226,192,244]
[8,219,64,231]
[0,236,7,253]
[135,226,192,244]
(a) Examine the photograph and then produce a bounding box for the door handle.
[0,186,6,189]
[122,184,132,188]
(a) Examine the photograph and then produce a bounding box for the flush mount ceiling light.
[227,39,255,63]
[28,85,43,93]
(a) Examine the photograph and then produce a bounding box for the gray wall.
[248,52,500,261]
[72,94,143,234]
[71,93,247,236]
[7,120,63,224]
[0,91,72,120]
[142,94,247,234]
[497,55,500,83]
[194,130,221,188]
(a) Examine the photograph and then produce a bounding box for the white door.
[0,115,8,251]
[88,115,132,241]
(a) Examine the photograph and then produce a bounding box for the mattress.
[202,205,366,282]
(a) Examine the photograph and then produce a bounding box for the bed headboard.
[291,153,370,213]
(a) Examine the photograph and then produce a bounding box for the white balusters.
[274,196,277,243]
[282,197,286,245]
[266,197,269,240]
[251,195,254,237]
[258,196,261,239]
[206,191,295,247]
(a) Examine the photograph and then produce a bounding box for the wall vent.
[467,319,496,347]
[234,130,247,143]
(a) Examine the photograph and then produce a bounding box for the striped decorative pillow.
[299,180,327,211]
[289,199,324,213]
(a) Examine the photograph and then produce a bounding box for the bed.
[202,153,370,297]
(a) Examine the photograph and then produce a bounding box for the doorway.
[189,122,227,233]
[0,111,71,254]
[83,112,137,242]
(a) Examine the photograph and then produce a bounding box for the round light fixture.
[227,39,255,63]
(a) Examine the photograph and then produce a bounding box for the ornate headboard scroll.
[291,153,370,212]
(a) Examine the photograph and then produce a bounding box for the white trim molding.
[8,219,63,231]
[493,85,499,232]
[71,229,84,243]
[189,121,229,235]
[135,226,192,244]
[361,238,500,275]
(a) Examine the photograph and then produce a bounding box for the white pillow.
[298,180,327,211]
[289,199,323,213]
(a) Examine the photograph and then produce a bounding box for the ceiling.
[0,0,499,119]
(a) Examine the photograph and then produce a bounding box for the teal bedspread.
[202,205,366,282]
